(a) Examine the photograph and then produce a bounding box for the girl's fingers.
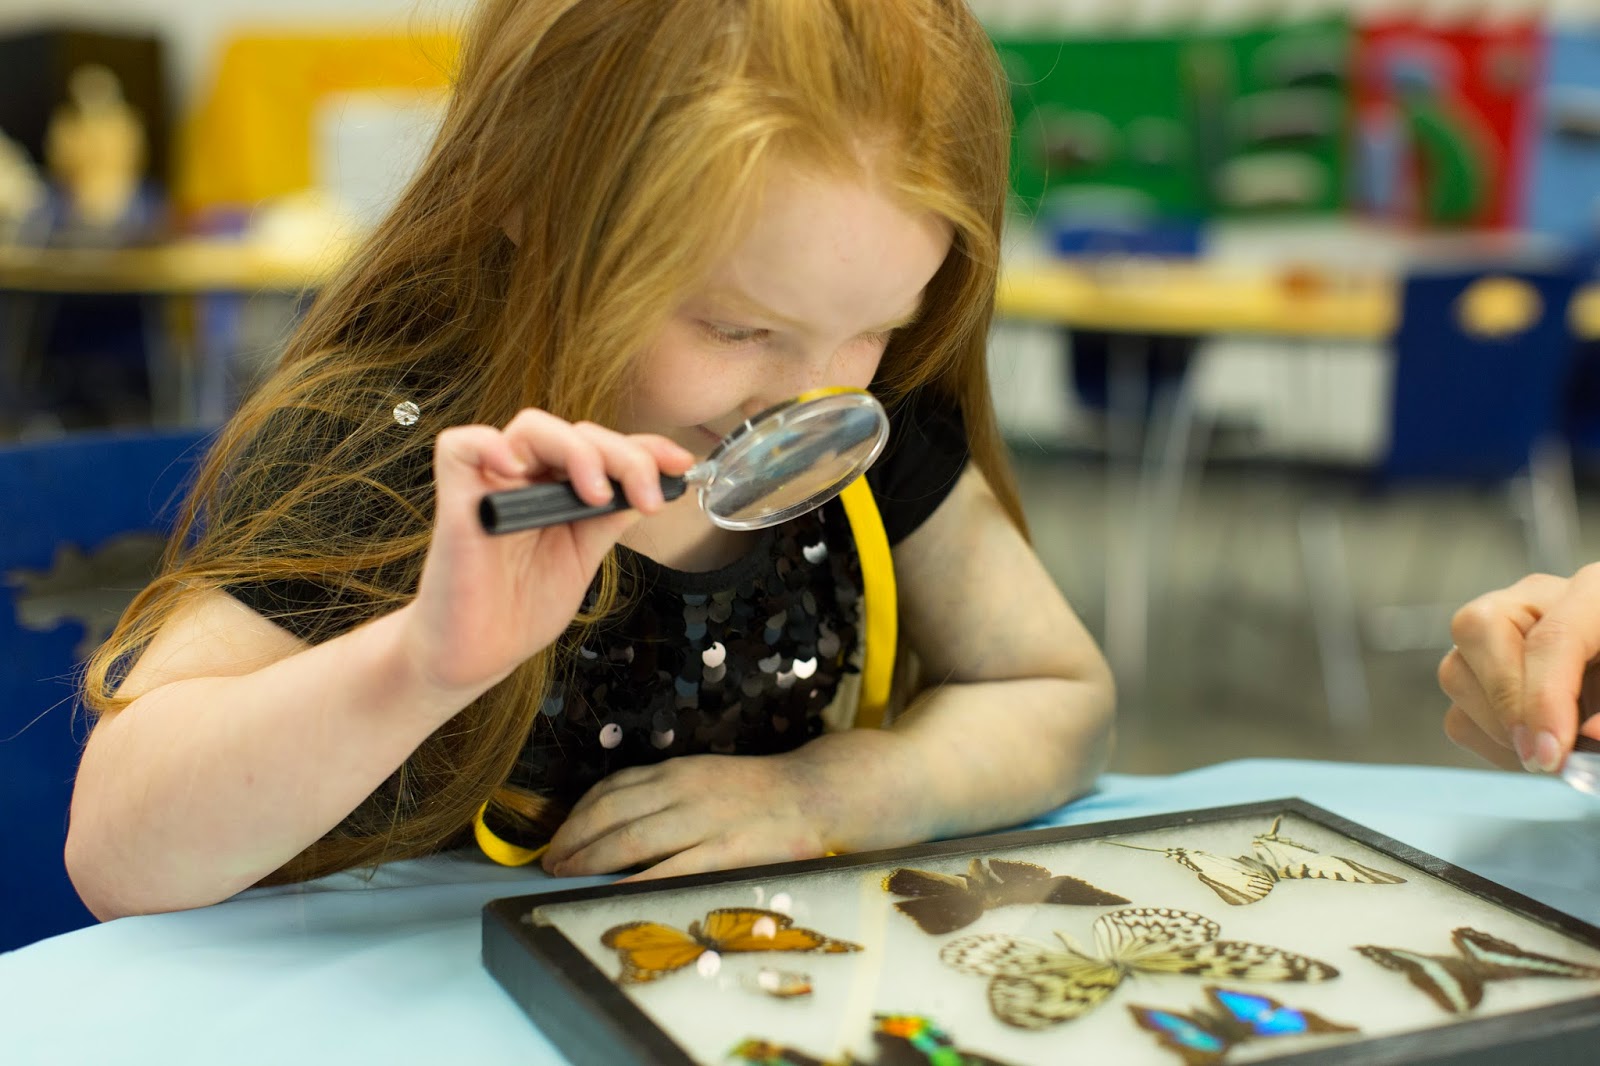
[433,424,529,483]
[569,421,677,513]
[1448,574,1567,750]
[1437,645,1513,752]
[1442,705,1526,772]
[554,808,703,876]
[1522,565,1600,769]
[543,772,667,870]
[501,409,614,505]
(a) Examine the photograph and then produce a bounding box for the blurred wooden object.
[44,64,146,234]
[0,133,45,243]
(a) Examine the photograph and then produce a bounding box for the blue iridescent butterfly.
[1127,985,1358,1065]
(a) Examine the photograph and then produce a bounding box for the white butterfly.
[1108,816,1407,905]
[1356,926,1600,1013]
[939,906,1339,1030]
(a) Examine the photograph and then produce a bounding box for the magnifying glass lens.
[480,389,889,535]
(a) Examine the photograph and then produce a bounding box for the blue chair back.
[0,428,208,951]
[1384,269,1582,484]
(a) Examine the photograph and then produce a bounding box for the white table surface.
[4,758,1597,1065]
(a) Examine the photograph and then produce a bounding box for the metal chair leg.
[1298,500,1372,734]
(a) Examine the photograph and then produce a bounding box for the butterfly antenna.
[1105,841,1169,853]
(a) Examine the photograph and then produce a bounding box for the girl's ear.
[502,209,524,247]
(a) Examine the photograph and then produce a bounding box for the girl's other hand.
[1439,566,1600,774]
[539,751,831,880]
[400,409,694,701]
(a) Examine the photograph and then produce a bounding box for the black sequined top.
[226,390,968,810]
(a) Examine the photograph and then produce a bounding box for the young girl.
[67,0,1114,919]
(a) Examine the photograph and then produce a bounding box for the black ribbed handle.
[479,475,688,534]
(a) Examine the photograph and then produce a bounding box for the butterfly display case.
[481,799,1600,1065]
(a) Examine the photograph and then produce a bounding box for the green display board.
[992,18,1350,222]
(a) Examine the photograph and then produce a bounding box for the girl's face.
[621,165,954,457]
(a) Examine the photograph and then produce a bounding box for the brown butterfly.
[882,857,1130,935]
[1356,926,1600,1013]
[600,908,860,985]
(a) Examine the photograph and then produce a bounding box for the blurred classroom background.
[9,0,1600,811]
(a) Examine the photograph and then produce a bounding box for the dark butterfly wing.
[1357,945,1484,1013]
[884,867,969,899]
[870,1014,1020,1066]
[1205,986,1358,1038]
[1127,1004,1232,1066]
[1452,927,1600,982]
[893,892,986,935]
[884,865,984,934]
[1039,875,1132,907]
[983,858,1130,908]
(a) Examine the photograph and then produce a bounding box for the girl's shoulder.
[866,388,969,546]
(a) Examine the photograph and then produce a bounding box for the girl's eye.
[700,322,770,345]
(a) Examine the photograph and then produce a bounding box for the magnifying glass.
[479,388,889,535]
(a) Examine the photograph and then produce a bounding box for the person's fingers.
[542,769,668,871]
[1442,705,1525,772]
[553,809,704,876]
[501,409,615,505]
[1436,645,1513,756]
[1521,564,1600,771]
[635,434,697,475]
[620,825,823,883]
[570,421,670,512]
[434,424,529,482]
[1448,574,1570,763]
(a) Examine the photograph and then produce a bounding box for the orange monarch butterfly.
[882,857,1129,935]
[600,908,861,985]
[941,907,1338,1030]
[1108,816,1406,906]
[1355,926,1600,1013]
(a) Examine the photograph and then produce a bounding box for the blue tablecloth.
[4,759,1597,1065]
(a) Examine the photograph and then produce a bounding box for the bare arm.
[66,592,470,919]
[67,416,695,919]
[797,464,1116,849]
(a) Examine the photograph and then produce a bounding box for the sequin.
[802,541,827,564]
[506,505,864,809]
[391,400,420,426]
[540,693,565,717]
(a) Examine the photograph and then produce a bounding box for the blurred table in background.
[0,238,340,426]
[996,260,1600,340]
[6,245,1600,430]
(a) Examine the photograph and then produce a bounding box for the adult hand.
[540,752,830,880]
[399,409,694,702]
[1439,566,1600,774]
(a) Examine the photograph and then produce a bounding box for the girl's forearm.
[66,606,478,920]
[790,676,1115,853]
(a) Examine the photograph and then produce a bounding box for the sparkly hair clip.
[392,400,421,426]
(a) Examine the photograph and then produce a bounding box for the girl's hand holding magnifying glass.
[399,408,694,701]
